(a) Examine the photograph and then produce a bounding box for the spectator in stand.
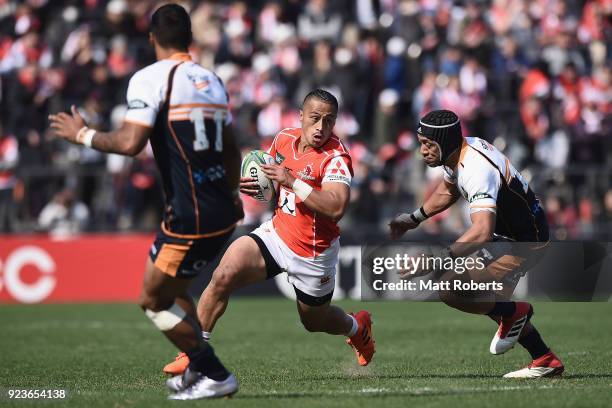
[541,28,586,77]
[298,0,343,44]
[553,62,581,126]
[521,97,550,144]
[0,125,18,231]
[602,189,612,239]
[0,0,606,239]
[117,151,161,231]
[491,36,529,102]
[412,70,439,121]
[545,195,579,240]
[295,40,342,104]
[37,187,89,236]
[256,95,299,140]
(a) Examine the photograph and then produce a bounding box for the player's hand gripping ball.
[240,150,277,202]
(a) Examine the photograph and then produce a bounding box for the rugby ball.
[241,150,277,202]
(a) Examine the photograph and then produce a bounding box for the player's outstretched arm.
[261,164,349,222]
[49,105,151,156]
[389,180,460,239]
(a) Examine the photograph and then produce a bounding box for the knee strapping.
[145,302,186,331]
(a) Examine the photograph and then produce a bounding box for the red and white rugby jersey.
[268,128,353,258]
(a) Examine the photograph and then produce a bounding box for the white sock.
[202,331,212,342]
[346,315,358,337]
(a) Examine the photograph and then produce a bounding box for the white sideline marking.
[566,351,588,356]
[245,384,567,398]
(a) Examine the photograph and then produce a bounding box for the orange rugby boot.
[163,352,190,375]
[346,311,375,366]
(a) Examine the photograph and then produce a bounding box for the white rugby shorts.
[250,220,338,298]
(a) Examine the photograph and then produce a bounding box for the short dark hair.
[150,4,192,50]
[302,89,338,113]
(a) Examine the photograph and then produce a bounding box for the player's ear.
[299,109,303,122]
[148,32,155,46]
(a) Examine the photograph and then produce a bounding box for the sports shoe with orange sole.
[163,352,190,375]
[346,311,375,366]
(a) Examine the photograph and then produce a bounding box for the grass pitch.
[1,299,610,407]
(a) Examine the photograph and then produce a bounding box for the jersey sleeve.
[462,161,500,214]
[267,131,288,163]
[321,153,353,186]
[443,166,457,184]
[212,74,232,126]
[124,70,162,128]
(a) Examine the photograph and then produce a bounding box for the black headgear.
[417,110,463,164]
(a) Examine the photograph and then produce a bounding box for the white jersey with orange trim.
[124,53,239,237]
[124,53,232,129]
[268,127,353,258]
[443,137,548,242]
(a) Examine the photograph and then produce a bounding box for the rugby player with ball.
[167,89,376,400]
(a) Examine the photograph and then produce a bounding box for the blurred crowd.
[0,0,610,239]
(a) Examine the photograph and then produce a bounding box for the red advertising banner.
[0,235,153,304]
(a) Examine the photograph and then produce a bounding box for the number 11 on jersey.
[189,109,224,152]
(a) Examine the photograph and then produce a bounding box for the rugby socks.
[346,314,358,337]
[201,331,211,342]
[518,327,550,360]
[487,301,516,318]
[187,344,230,381]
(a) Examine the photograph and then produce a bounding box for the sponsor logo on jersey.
[193,260,208,272]
[179,268,199,277]
[323,157,351,183]
[279,188,296,215]
[297,163,316,181]
[187,73,211,91]
[275,152,285,164]
[194,165,226,184]
[532,200,543,214]
[330,160,347,176]
[479,140,493,150]
[320,275,331,284]
[195,80,210,90]
[469,192,493,203]
[128,99,149,109]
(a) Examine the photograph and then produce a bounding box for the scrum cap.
[417,110,463,163]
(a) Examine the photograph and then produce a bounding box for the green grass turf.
[0,299,610,407]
